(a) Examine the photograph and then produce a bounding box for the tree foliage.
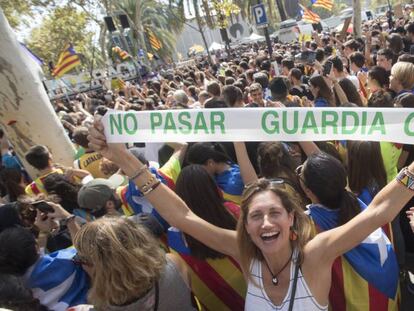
[26,5,94,73]
[115,0,183,61]
[211,0,241,29]
[0,0,55,28]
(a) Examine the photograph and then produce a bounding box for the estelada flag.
[311,0,333,11]
[112,46,130,61]
[299,4,321,24]
[52,43,81,78]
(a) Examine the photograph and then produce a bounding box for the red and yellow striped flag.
[146,28,162,51]
[112,46,130,60]
[52,43,81,78]
[312,0,333,11]
[300,4,321,24]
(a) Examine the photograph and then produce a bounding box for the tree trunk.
[0,8,75,178]
[267,0,274,24]
[201,0,214,29]
[193,0,212,63]
[134,1,150,65]
[353,0,362,38]
[98,23,107,62]
[275,0,287,21]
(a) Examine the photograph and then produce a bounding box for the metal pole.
[263,27,273,56]
[258,0,273,56]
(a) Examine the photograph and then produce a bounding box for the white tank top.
[245,251,328,311]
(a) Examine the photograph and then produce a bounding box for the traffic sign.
[252,4,268,27]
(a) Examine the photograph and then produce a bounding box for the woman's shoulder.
[165,253,189,284]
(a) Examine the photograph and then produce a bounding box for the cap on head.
[77,178,117,211]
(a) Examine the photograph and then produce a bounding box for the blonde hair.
[73,217,166,309]
[236,179,312,283]
[391,62,414,90]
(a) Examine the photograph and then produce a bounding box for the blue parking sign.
[252,4,268,27]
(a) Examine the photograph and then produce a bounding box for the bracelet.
[405,166,414,179]
[129,165,148,181]
[396,167,414,191]
[138,175,161,196]
[142,179,161,196]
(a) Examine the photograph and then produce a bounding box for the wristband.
[396,167,414,191]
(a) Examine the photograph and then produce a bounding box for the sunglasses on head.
[295,165,306,184]
[295,165,303,176]
[242,178,289,202]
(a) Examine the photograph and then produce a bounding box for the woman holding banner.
[88,117,414,310]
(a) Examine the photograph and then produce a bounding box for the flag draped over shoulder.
[307,200,399,299]
[299,4,321,24]
[311,0,333,11]
[26,248,89,310]
[52,43,81,78]
[145,27,162,51]
[112,46,130,61]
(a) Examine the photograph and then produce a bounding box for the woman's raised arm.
[88,117,240,261]
[307,162,414,265]
[233,141,258,186]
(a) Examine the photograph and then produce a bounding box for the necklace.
[263,251,293,286]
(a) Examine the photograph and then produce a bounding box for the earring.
[290,226,298,241]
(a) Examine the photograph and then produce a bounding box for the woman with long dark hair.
[0,168,26,203]
[347,141,387,205]
[308,75,335,107]
[170,165,245,310]
[233,141,307,207]
[298,152,398,310]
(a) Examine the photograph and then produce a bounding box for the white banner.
[102,107,414,144]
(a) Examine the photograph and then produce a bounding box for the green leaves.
[25,5,94,76]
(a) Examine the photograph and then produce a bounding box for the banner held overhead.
[102,108,414,144]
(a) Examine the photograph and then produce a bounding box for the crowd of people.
[2,6,414,311]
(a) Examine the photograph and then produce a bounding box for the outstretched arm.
[298,141,320,157]
[233,142,258,186]
[307,163,414,265]
[166,142,188,166]
[88,117,240,261]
